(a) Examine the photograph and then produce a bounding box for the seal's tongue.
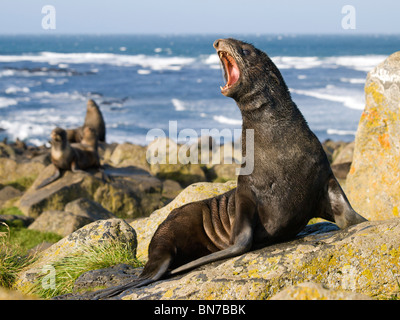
[220,52,240,90]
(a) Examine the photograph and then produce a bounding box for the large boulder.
[28,210,93,237]
[269,282,372,300]
[18,164,163,219]
[15,218,137,293]
[117,218,400,300]
[27,200,115,237]
[0,157,45,191]
[347,52,400,220]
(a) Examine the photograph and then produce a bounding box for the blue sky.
[0,0,399,34]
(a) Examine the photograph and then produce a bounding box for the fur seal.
[36,127,101,189]
[66,99,106,143]
[92,38,367,299]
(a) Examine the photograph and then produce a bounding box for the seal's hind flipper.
[91,278,155,300]
[36,168,62,189]
[92,254,173,300]
[326,177,367,229]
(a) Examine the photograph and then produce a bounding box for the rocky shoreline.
[1,51,400,300]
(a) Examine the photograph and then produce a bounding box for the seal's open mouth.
[218,51,240,92]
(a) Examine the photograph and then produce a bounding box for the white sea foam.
[327,129,356,136]
[0,119,51,144]
[5,86,30,94]
[0,69,16,77]
[340,77,366,84]
[172,98,185,111]
[137,69,151,75]
[0,97,18,108]
[32,90,85,101]
[272,56,322,70]
[273,55,387,72]
[213,115,242,125]
[328,55,386,72]
[291,87,365,110]
[0,52,195,71]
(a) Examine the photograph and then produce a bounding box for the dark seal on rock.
[67,99,106,143]
[36,127,101,189]
[92,38,367,299]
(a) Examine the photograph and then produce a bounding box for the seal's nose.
[213,39,221,49]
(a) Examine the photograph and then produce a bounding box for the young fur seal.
[66,99,106,143]
[92,38,367,299]
[36,127,101,189]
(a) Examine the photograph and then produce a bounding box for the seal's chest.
[51,149,64,161]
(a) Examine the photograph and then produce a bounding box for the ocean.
[0,34,399,146]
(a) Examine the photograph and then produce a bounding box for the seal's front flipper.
[36,168,62,189]
[326,177,367,229]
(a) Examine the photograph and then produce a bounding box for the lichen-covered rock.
[15,218,137,293]
[18,165,103,218]
[0,287,39,300]
[130,181,237,260]
[109,143,149,171]
[119,219,400,300]
[347,52,400,220]
[270,282,373,300]
[28,210,93,237]
[0,157,45,190]
[64,198,115,221]
[18,164,163,219]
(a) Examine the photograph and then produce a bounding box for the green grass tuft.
[0,223,37,289]
[30,240,143,299]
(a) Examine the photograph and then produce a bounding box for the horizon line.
[0,32,400,37]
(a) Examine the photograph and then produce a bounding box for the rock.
[64,198,115,221]
[210,163,240,182]
[18,165,104,218]
[322,140,348,163]
[347,52,400,220]
[109,143,149,171]
[147,137,208,187]
[0,214,34,227]
[332,141,355,165]
[0,185,23,202]
[331,162,352,180]
[15,218,137,293]
[101,218,400,300]
[72,264,142,293]
[270,282,373,300]
[0,287,38,300]
[28,210,93,237]
[0,158,45,190]
[94,169,163,218]
[26,242,54,257]
[18,164,164,219]
[161,179,183,200]
[130,181,237,260]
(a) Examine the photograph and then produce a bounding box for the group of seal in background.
[92,38,367,299]
[36,99,106,189]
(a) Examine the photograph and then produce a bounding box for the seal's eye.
[242,49,250,56]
